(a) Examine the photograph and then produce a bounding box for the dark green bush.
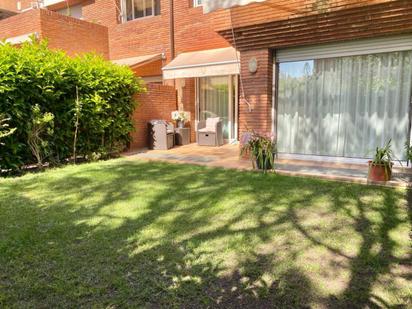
[0,40,143,171]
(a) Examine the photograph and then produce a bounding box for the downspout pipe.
[169,0,175,60]
[169,0,176,95]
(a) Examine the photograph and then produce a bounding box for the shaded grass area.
[0,159,411,308]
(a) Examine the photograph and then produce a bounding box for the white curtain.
[199,76,229,139]
[277,51,412,159]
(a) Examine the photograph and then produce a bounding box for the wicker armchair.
[196,117,223,146]
[148,120,175,150]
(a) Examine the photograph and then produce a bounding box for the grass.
[0,158,411,308]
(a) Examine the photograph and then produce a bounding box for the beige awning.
[162,47,239,80]
[111,53,163,69]
[203,0,266,13]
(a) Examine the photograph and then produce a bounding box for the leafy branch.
[27,105,54,167]
[0,114,16,145]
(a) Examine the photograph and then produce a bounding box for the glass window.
[125,0,133,21]
[145,0,153,16]
[134,0,144,18]
[277,51,412,159]
[199,76,230,139]
[193,0,203,7]
[57,4,83,19]
[123,0,160,22]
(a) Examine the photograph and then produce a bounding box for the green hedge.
[0,40,143,172]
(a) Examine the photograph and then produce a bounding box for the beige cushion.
[205,117,220,132]
[198,128,213,133]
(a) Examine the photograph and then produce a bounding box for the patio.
[125,144,412,187]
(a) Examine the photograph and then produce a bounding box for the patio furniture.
[148,120,175,150]
[196,117,223,146]
[175,127,190,145]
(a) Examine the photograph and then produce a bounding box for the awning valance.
[203,0,266,13]
[111,53,163,69]
[162,47,239,79]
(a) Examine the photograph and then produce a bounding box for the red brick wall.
[1,1,229,61]
[47,0,120,28]
[0,9,41,39]
[109,8,171,60]
[39,9,109,58]
[181,78,196,142]
[173,2,229,55]
[133,59,163,77]
[82,0,120,28]
[0,0,32,11]
[108,0,228,62]
[238,49,273,138]
[130,83,177,149]
[0,9,109,58]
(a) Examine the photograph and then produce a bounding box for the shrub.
[27,104,54,167]
[0,114,16,144]
[0,40,143,172]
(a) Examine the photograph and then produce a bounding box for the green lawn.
[0,159,411,308]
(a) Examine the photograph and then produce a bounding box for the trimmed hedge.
[0,40,143,171]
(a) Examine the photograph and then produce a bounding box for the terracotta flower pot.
[368,161,393,182]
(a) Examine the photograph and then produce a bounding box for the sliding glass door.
[277,51,412,159]
[198,75,238,141]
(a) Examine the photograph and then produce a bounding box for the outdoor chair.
[196,117,224,146]
[148,120,175,150]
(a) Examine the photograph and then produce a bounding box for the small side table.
[175,127,191,145]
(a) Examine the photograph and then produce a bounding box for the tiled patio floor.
[124,144,412,188]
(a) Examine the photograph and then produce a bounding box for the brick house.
[1,0,412,161]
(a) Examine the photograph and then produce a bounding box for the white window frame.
[121,0,156,23]
[193,0,203,7]
[195,75,239,142]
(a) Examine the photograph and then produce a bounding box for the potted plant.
[240,131,277,172]
[171,111,188,128]
[368,139,394,182]
[405,142,412,167]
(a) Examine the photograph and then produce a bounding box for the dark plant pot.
[177,121,185,128]
[368,161,393,182]
[255,153,275,170]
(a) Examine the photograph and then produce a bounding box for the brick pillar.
[238,49,273,139]
[181,78,197,142]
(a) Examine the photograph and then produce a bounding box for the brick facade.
[2,0,412,148]
[215,0,412,51]
[213,0,399,32]
[133,59,164,79]
[239,49,273,137]
[0,0,32,12]
[131,84,177,149]
[108,0,228,62]
[0,9,41,38]
[180,78,197,142]
[40,10,109,57]
[0,9,109,58]
[109,10,171,61]
[213,0,412,138]
[173,3,229,55]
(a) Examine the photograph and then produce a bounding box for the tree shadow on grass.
[0,160,410,307]
[286,184,411,308]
